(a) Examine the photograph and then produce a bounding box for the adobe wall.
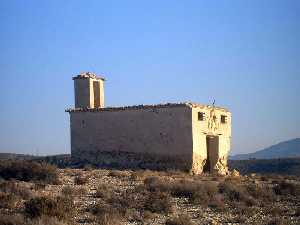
[70,106,193,171]
[191,106,231,175]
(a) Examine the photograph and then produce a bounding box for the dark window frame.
[198,112,205,121]
[221,115,227,124]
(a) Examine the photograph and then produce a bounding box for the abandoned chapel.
[66,72,232,175]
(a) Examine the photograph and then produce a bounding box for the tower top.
[72,72,105,81]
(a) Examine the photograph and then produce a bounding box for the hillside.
[231,138,300,160]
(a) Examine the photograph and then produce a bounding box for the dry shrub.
[208,194,225,210]
[246,183,275,202]
[273,180,300,196]
[190,181,218,205]
[131,170,162,181]
[106,190,146,217]
[24,196,74,220]
[90,203,122,225]
[143,210,156,220]
[144,191,173,214]
[165,214,195,225]
[108,170,131,178]
[61,185,86,198]
[144,176,171,193]
[219,181,258,207]
[83,164,94,171]
[28,216,68,225]
[0,181,33,199]
[0,214,24,225]
[144,177,219,206]
[0,160,59,184]
[0,192,18,208]
[266,217,290,225]
[295,208,300,216]
[61,186,74,197]
[74,175,89,185]
[34,183,46,191]
[265,206,284,216]
[95,183,113,199]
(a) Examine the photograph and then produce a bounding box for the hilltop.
[231,138,300,160]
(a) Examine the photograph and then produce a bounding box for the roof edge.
[65,102,229,113]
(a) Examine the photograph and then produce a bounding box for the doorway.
[204,135,219,173]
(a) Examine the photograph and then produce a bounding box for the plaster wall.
[74,79,91,108]
[74,78,104,108]
[70,106,193,171]
[191,106,231,174]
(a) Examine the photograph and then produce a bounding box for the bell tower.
[73,72,105,108]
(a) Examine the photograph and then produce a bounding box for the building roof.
[65,102,229,113]
[72,72,105,81]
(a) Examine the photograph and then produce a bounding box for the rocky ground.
[1,164,300,225]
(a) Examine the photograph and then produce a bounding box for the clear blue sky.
[0,1,299,156]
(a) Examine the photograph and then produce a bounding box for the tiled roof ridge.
[65,102,229,113]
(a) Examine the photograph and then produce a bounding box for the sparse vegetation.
[74,174,89,185]
[144,191,173,214]
[0,159,299,225]
[90,203,122,225]
[273,180,300,196]
[165,214,195,225]
[0,160,59,184]
[24,196,74,220]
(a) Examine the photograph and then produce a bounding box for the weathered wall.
[191,106,231,174]
[74,79,91,108]
[74,78,104,108]
[70,106,193,171]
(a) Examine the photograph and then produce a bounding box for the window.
[198,112,205,121]
[221,115,227,124]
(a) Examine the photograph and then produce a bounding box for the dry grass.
[24,196,74,220]
[0,160,59,184]
[74,174,89,185]
[90,203,122,225]
[144,191,173,214]
[0,161,299,225]
[0,192,18,209]
[95,183,114,199]
[0,214,24,225]
[266,217,290,225]
[0,181,33,200]
[273,180,300,196]
[165,214,195,225]
[108,170,131,178]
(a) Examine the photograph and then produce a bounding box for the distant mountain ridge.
[231,138,300,160]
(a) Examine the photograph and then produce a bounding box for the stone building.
[66,72,232,175]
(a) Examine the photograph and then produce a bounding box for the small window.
[221,115,227,124]
[198,112,205,121]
